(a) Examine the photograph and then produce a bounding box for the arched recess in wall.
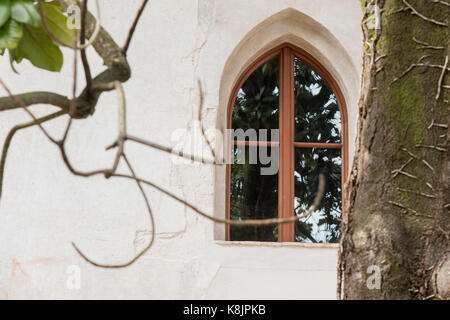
[213,8,360,240]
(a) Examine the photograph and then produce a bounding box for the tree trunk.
[339,0,449,299]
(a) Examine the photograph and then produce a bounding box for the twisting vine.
[0,0,326,269]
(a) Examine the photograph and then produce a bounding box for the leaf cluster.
[0,0,75,72]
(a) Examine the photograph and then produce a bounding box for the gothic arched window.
[226,45,347,243]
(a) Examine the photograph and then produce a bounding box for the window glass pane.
[294,57,341,143]
[232,56,279,141]
[294,148,341,243]
[230,145,278,241]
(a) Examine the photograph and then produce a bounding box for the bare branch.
[122,0,150,53]
[437,226,449,240]
[126,135,219,165]
[197,80,219,162]
[413,37,445,50]
[388,201,433,218]
[422,159,435,173]
[392,55,429,84]
[431,0,450,7]
[435,55,449,101]
[105,82,127,178]
[416,144,446,152]
[0,92,70,112]
[72,154,155,268]
[392,54,450,85]
[375,54,387,62]
[0,111,66,198]
[61,40,80,143]
[111,173,326,227]
[397,188,437,199]
[402,0,448,26]
[0,79,59,144]
[428,120,449,129]
[0,1,330,271]
[392,157,414,178]
[402,148,419,159]
[79,0,93,93]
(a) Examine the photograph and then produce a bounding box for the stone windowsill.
[215,240,339,249]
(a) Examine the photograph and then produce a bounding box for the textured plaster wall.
[0,0,362,299]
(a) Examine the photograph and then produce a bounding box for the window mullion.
[278,47,295,242]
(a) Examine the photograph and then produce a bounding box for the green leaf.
[0,18,23,49]
[9,45,24,63]
[0,0,11,28]
[40,1,77,45]
[8,48,21,73]
[11,0,41,28]
[17,24,63,71]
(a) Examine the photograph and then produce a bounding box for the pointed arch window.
[226,45,347,243]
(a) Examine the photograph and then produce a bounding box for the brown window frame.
[225,44,348,242]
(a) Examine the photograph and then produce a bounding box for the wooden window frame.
[226,44,348,242]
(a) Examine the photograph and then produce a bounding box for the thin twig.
[126,135,220,165]
[61,35,79,143]
[80,0,92,93]
[413,37,445,50]
[105,82,127,178]
[122,0,150,53]
[437,226,449,240]
[431,0,450,7]
[0,79,59,144]
[402,0,448,26]
[392,55,429,84]
[397,188,436,199]
[416,144,446,152]
[435,55,449,101]
[72,154,155,268]
[422,159,435,173]
[197,80,227,164]
[0,111,66,198]
[111,173,326,227]
[375,54,387,62]
[402,148,419,159]
[392,157,414,178]
[388,201,433,218]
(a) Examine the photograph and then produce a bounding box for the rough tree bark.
[339,0,449,299]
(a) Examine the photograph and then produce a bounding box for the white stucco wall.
[0,0,362,299]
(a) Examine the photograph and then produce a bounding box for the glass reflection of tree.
[294,57,342,243]
[294,149,341,243]
[294,58,341,144]
[232,57,279,138]
[229,55,342,243]
[230,57,279,241]
[230,147,278,242]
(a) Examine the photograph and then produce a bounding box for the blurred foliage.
[0,0,76,72]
